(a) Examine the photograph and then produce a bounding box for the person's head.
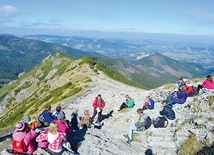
[73,109,78,114]
[57,113,65,121]
[45,105,52,113]
[179,85,186,91]
[49,122,59,135]
[97,94,101,100]
[145,149,153,155]
[56,106,61,112]
[161,100,168,106]
[137,108,143,115]
[145,96,150,101]
[185,80,190,86]
[207,75,213,82]
[23,115,31,123]
[84,110,89,115]
[15,121,26,132]
[178,77,183,82]
[125,95,131,100]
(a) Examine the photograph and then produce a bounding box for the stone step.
[147,135,174,142]
[148,141,177,149]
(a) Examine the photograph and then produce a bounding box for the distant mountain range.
[24,34,214,69]
[0,34,213,89]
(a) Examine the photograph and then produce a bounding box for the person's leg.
[169,99,179,105]
[142,105,148,110]
[97,110,102,123]
[119,102,128,111]
[128,124,137,141]
[91,108,97,121]
[197,84,203,94]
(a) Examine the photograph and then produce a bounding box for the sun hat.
[16,121,26,131]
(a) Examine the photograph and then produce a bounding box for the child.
[36,122,66,155]
[80,110,92,128]
[70,109,81,131]
[12,121,37,154]
[159,101,175,120]
[142,96,155,110]
[124,109,149,143]
[23,115,42,131]
[53,106,64,118]
[118,95,135,111]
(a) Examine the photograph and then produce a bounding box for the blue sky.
[0,0,214,38]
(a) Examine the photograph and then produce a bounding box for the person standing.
[91,94,106,125]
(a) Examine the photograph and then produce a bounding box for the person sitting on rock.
[124,108,148,143]
[40,105,56,126]
[168,85,188,105]
[23,115,42,131]
[53,106,64,118]
[184,81,194,97]
[36,122,66,155]
[159,101,175,120]
[197,75,214,93]
[174,77,185,92]
[118,95,135,111]
[70,109,81,131]
[91,94,106,125]
[54,113,71,135]
[142,96,155,110]
[12,121,37,154]
[80,110,92,128]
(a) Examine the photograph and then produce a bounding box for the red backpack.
[12,139,27,153]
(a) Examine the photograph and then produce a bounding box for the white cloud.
[189,8,214,25]
[0,5,21,22]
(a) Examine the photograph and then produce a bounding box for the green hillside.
[0,53,146,130]
[0,35,103,87]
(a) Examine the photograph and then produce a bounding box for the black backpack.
[192,86,198,96]
[144,116,152,130]
[153,116,168,128]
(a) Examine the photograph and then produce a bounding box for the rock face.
[1,70,214,155]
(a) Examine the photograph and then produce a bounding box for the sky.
[0,0,214,39]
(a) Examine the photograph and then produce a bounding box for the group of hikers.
[11,94,106,155]
[10,75,214,154]
[123,75,214,144]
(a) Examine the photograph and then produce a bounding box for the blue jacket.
[148,99,155,109]
[41,110,56,123]
[177,90,188,104]
[159,104,175,120]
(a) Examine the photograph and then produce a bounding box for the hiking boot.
[123,134,129,139]
[127,138,132,144]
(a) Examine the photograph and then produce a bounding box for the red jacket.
[186,86,194,96]
[92,97,105,110]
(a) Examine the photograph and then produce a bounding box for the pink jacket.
[12,128,37,154]
[54,120,71,134]
[202,80,214,90]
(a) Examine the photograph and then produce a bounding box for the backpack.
[81,116,91,128]
[192,86,198,96]
[153,116,168,128]
[144,116,152,130]
[12,139,27,153]
[38,114,49,126]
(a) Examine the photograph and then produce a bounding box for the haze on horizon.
[0,0,214,41]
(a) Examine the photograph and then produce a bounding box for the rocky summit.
[0,55,213,155]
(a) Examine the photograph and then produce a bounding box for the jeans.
[169,99,179,105]
[128,124,137,140]
[91,108,102,122]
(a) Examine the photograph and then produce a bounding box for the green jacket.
[126,99,135,108]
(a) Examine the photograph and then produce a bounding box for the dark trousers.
[197,84,203,93]
[119,102,128,111]
[91,108,102,122]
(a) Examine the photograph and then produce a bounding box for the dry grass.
[164,83,174,89]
